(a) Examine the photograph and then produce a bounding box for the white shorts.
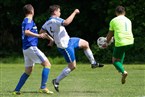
[23,46,47,67]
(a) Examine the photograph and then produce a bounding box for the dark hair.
[49,5,60,14]
[23,4,34,15]
[115,6,125,14]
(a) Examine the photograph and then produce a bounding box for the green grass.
[0,63,145,97]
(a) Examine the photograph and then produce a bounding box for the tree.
[0,0,144,63]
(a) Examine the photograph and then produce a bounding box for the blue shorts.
[58,37,80,63]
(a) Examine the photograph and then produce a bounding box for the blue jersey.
[22,18,38,50]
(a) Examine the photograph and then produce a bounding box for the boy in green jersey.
[104,6,134,84]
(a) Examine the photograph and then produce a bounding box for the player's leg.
[13,68,32,95]
[56,43,77,83]
[78,39,104,68]
[30,47,53,94]
[120,45,133,84]
[113,45,133,70]
[113,57,128,84]
[13,53,33,95]
[112,46,127,74]
[112,57,125,74]
[40,60,51,89]
[52,62,76,92]
[55,61,76,83]
[112,46,128,84]
[39,59,53,94]
[52,46,76,92]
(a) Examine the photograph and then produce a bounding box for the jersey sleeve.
[109,20,114,31]
[55,17,64,26]
[42,17,64,33]
[42,23,47,31]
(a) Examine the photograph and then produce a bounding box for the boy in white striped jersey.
[40,4,104,92]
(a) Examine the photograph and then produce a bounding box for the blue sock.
[41,67,50,89]
[15,73,29,91]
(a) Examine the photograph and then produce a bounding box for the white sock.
[84,49,96,64]
[56,67,71,83]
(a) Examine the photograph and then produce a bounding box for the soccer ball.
[97,37,114,49]
[97,37,107,49]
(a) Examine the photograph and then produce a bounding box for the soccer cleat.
[39,88,53,94]
[91,63,104,68]
[121,71,128,84]
[52,79,59,92]
[12,91,21,95]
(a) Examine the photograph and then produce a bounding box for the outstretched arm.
[63,9,80,26]
[25,30,46,38]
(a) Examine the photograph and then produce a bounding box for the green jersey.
[109,15,134,47]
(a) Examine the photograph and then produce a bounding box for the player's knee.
[80,39,89,49]
[25,67,33,75]
[42,60,51,68]
[68,63,76,71]
[112,57,121,64]
[69,65,76,71]
[85,41,89,48]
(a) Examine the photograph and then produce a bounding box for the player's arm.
[106,30,114,44]
[106,19,114,43]
[39,29,54,41]
[25,30,46,38]
[39,29,54,46]
[102,31,114,48]
[63,9,80,26]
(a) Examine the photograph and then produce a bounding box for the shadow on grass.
[63,90,99,94]
[3,90,53,96]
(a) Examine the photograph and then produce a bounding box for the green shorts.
[113,44,133,59]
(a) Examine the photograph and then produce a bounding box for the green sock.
[113,61,124,74]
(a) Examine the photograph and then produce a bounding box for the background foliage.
[0,0,145,63]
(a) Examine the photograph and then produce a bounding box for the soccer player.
[104,6,134,84]
[13,4,54,95]
[39,4,104,92]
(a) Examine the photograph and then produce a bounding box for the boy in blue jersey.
[39,5,104,92]
[13,4,54,95]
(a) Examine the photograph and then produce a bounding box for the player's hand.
[102,42,108,49]
[74,9,80,14]
[38,33,48,39]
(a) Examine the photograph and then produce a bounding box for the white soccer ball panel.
[97,37,107,49]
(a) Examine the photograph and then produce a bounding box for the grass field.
[0,63,145,97]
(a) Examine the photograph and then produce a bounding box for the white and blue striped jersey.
[42,17,70,48]
[22,18,38,50]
